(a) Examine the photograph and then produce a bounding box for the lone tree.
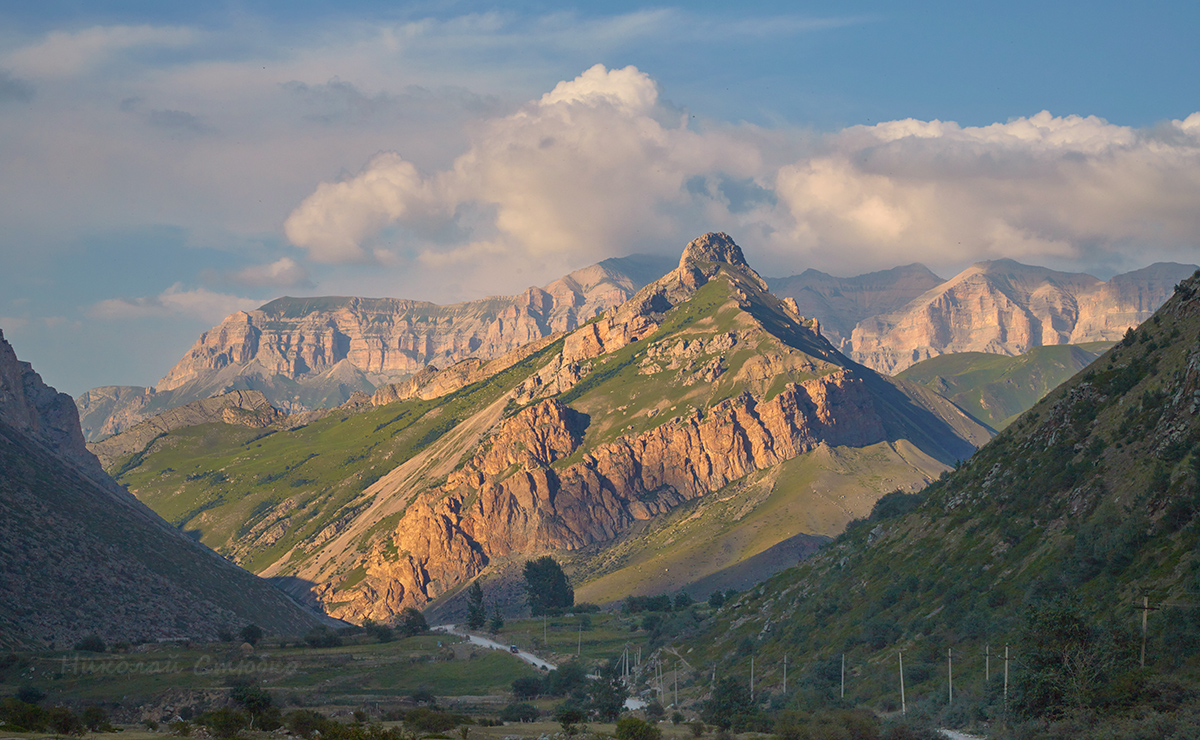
[489,602,505,633]
[523,556,573,616]
[239,624,263,646]
[399,607,429,637]
[466,581,487,630]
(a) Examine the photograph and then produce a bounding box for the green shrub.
[403,707,460,733]
[0,698,48,731]
[616,716,662,740]
[82,706,115,732]
[304,626,343,648]
[285,710,329,739]
[74,635,106,653]
[512,677,542,700]
[48,706,84,736]
[198,708,250,738]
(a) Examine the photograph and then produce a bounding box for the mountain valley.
[101,234,990,624]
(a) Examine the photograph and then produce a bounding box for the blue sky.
[2,1,1199,395]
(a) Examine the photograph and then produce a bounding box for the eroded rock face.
[850,260,1198,374]
[0,329,102,477]
[80,257,674,441]
[332,370,885,622]
[156,261,670,394]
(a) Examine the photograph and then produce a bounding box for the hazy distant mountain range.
[77,256,1195,443]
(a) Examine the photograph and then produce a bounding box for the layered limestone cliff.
[334,371,888,622]
[767,264,946,351]
[850,259,1198,374]
[79,255,674,440]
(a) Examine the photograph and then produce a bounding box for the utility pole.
[1140,595,1150,668]
[947,648,953,705]
[985,644,990,683]
[750,655,755,701]
[1003,645,1009,714]
[898,651,906,716]
[782,655,787,695]
[577,622,581,657]
[674,662,678,707]
[840,653,844,699]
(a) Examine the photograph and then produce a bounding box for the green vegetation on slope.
[685,277,1200,737]
[570,440,946,604]
[113,339,565,573]
[897,342,1112,430]
[555,275,838,464]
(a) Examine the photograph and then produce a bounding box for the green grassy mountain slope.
[897,342,1112,430]
[688,270,1200,732]
[107,234,990,625]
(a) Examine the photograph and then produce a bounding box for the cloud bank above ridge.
[286,65,1200,279]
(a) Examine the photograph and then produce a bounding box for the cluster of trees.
[302,609,427,648]
[465,581,505,632]
[623,590,736,613]
[622,594,692,613]
[0,696,114,735]
[503,658,627,726]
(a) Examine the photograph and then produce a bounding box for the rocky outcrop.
[0,329,105,479]
[850,259,1198,374]
[298,233,987,622]
[767,264,945,351]
[88,390,284,470]
[79,255,674,441]
[333,370,888,621]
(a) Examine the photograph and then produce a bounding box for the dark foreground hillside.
[0,416,327,648]
[0,329,325,649]
[688,271,1200,739]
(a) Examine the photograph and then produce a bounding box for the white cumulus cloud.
[286,67,1200,279]
[770,110,1200,271]
[284,64,767,265]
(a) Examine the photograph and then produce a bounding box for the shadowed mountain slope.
[897,341,1113,431]
[691,268,1200,722]
[0,330,326,649]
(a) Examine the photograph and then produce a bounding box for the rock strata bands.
[333,369,885,622]
[78,256,673,440]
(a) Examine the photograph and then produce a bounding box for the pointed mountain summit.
[679,231,750,269]
[107,234,990,623]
